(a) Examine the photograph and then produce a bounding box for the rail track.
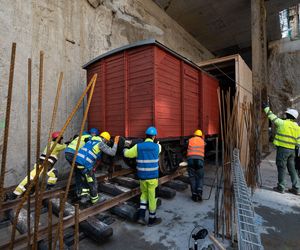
[0,166,188,249]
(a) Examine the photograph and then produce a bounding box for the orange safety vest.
[187,136,205,159]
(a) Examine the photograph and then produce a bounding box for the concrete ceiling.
[153,0,300,60]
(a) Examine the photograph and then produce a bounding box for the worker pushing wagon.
[10,131,67,199]
[75,131,119,204]
[65,128,99,197]
[124,126,162,226]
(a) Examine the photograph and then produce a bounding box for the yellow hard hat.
[194,129,202,137]
[100,131,111,141]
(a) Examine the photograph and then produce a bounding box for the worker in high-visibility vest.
[124,126,162,226]
[65,130,94,197]
[263,104,300,195]
[75,131,119,204]
[187,129,205,202]
[11,131,67,199]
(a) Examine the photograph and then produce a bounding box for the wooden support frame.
[197,54,252,168]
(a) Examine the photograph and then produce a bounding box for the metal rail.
[0,167,185,249]
[1,169,134,212]
[232,148,263,250]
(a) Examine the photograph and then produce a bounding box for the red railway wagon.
[83,39,219,172]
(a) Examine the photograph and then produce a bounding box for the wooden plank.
[197,54,238,67]
[236,55,252,168]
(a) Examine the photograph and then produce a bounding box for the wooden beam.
[197,54,238,67]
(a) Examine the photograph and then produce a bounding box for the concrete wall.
[0,0,213,186]
[268,38,300,121]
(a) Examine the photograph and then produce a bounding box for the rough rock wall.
[0,0,213,186]
[268,39,300,122]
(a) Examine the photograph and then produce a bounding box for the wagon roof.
[82,38,205,71]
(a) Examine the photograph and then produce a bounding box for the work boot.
[137,209,147,225]
[46,184,55,191]
[288,188,300,195]
[191,193,198,202]
[6,192,18,201]
[197,190,203,202]
[91,196,106,205]
[148,217,162,227]
[273,186,285,194]
[79,194,90,204]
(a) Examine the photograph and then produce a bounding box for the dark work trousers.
[65,152,84,196]
[78,167,99,203]
[187,158,204,195]
[276,146,300,191]
[295,148,300,177]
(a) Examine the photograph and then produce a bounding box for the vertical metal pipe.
[27,58,32,249]
[0,42,16,211]
[36,51,44,162]
[53,74,97,249]
[48,200,52,250]
[59,192,65,250]
[74,204,79,250]
[34,72,63,250]
[33,51,44,250]
[10,74,96,248]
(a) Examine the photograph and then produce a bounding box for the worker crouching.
[65,129,96,196]
[12,131,67,199]
[75,131,119,204]
[187,129,205,202]
[124,126,162,226]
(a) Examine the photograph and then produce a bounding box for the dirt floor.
[81,147,300,249]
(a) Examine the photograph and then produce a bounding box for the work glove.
[114,136,120,145]
[124,140,132,148]
[262,102,269,109]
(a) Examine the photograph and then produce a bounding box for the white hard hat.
[285,108,299,119]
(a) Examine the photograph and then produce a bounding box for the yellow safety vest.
[67,134,91,151]
[90,136,102,155]
[40,141,66,164]
[265,107,300,149]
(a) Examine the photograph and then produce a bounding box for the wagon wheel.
[124,157,137,169]
[159,147,179,175]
